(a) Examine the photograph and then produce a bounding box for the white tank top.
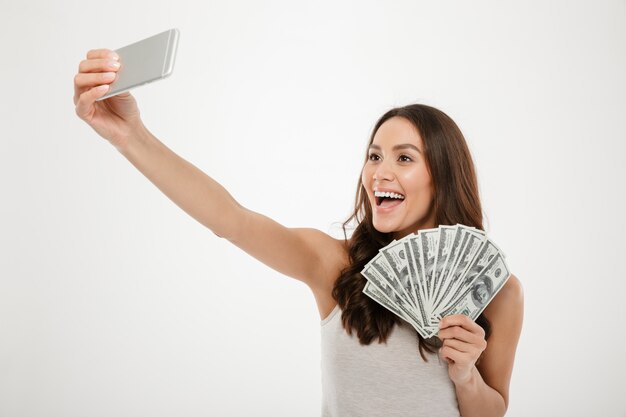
[320,304,461,417]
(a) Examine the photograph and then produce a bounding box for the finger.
[78,57,121,74]
[442,337,472,353]
[440,345,474,365]
[86,48,119,60]
[74,71,117,90]
[439,314,473,330]
[439,314,485,336]
[438,325,479,344]
[73,72,116,105]
[75,84,109,119]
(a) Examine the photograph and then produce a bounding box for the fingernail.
[109,53,120,61]
[108,61,120,68]
[103,72,115,79]
[96,84,109,91]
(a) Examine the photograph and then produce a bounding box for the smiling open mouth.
[374,191,405,208]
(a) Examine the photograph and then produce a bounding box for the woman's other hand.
[437,314,488,386]
[73,48,143,150]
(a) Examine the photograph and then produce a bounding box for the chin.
[372,224,393,234]
[372,219,403,235]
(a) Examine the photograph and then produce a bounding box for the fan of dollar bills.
[361,224,510,339]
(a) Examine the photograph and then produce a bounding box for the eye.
[398,154,413,162]
[368,153,381,161]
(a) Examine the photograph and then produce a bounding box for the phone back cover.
[97,28,179,100]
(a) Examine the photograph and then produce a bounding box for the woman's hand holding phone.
[73,48,143,151]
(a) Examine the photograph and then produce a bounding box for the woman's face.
[361,116,435,239]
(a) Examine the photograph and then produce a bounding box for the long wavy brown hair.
[332,103,491,360]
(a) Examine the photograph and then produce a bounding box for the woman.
[73,49,523,417]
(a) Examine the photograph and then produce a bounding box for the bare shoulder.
[486,274,524,318]
[298,228,350,283]
[224,209,349,318]
[294,228,350,318]
[296,228,349,252]
[290,228,348,256]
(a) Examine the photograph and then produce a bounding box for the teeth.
[374,191,405,200]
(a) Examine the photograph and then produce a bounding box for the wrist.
[115,120,151,155]
[453,366,481,393]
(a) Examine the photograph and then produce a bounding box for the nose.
[372,158,394,183]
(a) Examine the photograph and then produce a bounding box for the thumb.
[75,84,109,120]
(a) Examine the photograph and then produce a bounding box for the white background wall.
[1,1,625,416]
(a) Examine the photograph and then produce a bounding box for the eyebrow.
[369,143,422,153]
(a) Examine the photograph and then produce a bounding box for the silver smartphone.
[96,28,179,101]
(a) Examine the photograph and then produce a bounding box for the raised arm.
[117,124,347,287]
[73,49,347,303]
